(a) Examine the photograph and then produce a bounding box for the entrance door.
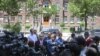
[43,16,49,27]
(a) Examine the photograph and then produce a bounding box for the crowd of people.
[0,28,100,56]
[27,28,100,56]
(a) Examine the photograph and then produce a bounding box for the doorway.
[43,16,50,27]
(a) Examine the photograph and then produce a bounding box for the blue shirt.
[43,36,50,46]
[56,37,64,45]
[47,39,57,53]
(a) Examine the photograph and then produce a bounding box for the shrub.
[60,22,65,27]
[3,24,11,29]
[25,24,31,29]
[3,22,22,34]
[11,22,22,34]
[70,27,75,33]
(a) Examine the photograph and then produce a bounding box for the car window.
[49,29,59,32]
[94,30,100,32]
[90,29,100,37]
[42,28,49,31]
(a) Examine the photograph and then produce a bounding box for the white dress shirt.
[28,34,38,43]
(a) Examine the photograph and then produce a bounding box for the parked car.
[48,28,60,34]
[40,28,49,36]
[90,29,100,37]
[40,28,60,36]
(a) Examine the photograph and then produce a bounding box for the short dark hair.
[93,36,100,42]
[76,36,86,46]
[23,37,28,43]
[28,41,34,47]
[30,29,33,33]
[84,32,89,39]
[71,33,75,37]
[86,47,97,56]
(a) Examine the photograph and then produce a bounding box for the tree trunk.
[84,16,87,31]
[52,15,56,26]
[8,15,10,26]
[54,18,56,25]
[35,16,38,27]
[33,16,35,26]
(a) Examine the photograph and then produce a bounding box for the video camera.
[0,31,29,56]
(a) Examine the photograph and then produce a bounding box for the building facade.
[0,0,100,32]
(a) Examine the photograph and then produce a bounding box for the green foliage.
[60,22,65,27]
[68,2,80,17]
[25,24,31,29]
[80,22,85,27]
[3,22,22,34]
[27,0,37,10]
[68,0,100,30]
[0,0,2,10]
[11,22,21,34]
[26,0,58,21]
[70,27,75,33]
[68,0,100,17]
[27,0,38,16]
[1,0,20,16]
[42,5,58,17]
[3,24,11,29]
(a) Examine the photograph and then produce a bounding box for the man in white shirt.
[28,29,38,43]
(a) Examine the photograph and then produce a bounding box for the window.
[33,17,39,26]
[33,17,39,22]
[18,15,22,22]
[11,16,15,22]
[77,18,81,23]
[70,17,74,23]
[63,0,68,11]
[4,15,9,22]
[54,15,59,23]
[63,16,67,23]
[26,15,30,22]
[56,2,60,11]
[43,0,50,7]
[55,16,59,22]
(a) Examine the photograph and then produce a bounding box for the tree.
[27,0,40,26]
[42,5,58,17]
[27,0,37,15]
[0,0,2,10]
[42,5,58,25]
[68,0,100,30]
[27,0,58,27]
[1,0,20,25]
